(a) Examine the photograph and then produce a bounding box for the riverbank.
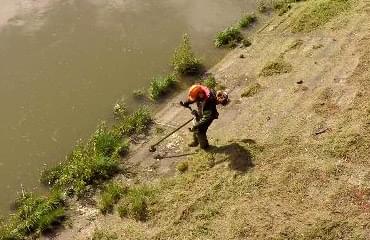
[3,0,370,239]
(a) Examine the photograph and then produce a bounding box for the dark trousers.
[193,119,214,149]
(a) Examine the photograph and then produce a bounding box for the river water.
[0,0,255,213]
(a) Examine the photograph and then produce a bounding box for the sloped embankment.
[54,0,370,239]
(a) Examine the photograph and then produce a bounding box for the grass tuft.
[172,34,202,75]
[0,190,65,239]
[239,14,257,28]
[176,161,189,173]
[292,0,351,32]
[98,182,126,214]
[202,76,217,89]
[149,74,177,100]
[92,229,118,240]
[260,58,292,76]
[118,186,154,221]
[214,26,243,48]
[116,106,152,136]
[241,83,262,98]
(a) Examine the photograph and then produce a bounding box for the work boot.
[188,133,199,147]
[198,132,209,149]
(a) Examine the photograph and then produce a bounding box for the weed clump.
[118,186,154,221]
[172,34,202,75]
[239,14,257,28]
[116,106,152,136]
[292,0,351,32]
[260,58,292,76]
[202,76,217,89]
[176,161,189,173]
[98,182,126,214]
[0,190,65,239]
[149,74,177,100]
[215,26,243,48]
[241,83,262,98]
[41,124,128,195]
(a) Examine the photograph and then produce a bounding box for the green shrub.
[239,14,257,28]
[113,100,127,120]
[149,74,177,100]
[172,34,202,75]
[0,190,65,239]
[203,76,217,89]
[98,182,126,214]
[40,125,126,195]
[118,186,154,221]
[117,106,152,135]
[215,26,243,48]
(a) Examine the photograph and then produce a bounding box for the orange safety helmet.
[188,84,210,102]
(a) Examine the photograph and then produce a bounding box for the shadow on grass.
[209,142,255,173]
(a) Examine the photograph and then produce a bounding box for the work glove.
[191,110,199,118]
[180,101,190,108]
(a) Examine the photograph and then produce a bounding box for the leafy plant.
[214,26,243,48]
[0,190,65,239]
[203,76,217,89]
[239,14,257,28]
[117,106,152,135]
[148,74,177,100]
[172,34,202,75]
[98,182,126,214]
[118,186,154,221]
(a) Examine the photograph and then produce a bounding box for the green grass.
[40,124,128,196]
[118,186,154,221]
[214,26,243,48]
[241,83,262,97]
[98,182,127,214]
[0,190,65,240]
[172,34,202,75]
[239,14,257,28]
[115,106,152,136]
[260,58,292,76]
[148,74,177,100]
[292,0,351,32]
[202,76,217,89]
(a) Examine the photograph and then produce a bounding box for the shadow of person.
[208,142,255,173]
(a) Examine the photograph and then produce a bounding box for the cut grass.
[172,34,202,75]
[148,74,177,100]
[214,26,243,48]
[92,229,118,240]
[241,83,262,98]
[98,182,127,214]
[292,0,351,32]
[260,58,292,76]
[0,190,65,240]
[176,161,189,173]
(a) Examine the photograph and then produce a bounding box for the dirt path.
[51,1,370,239]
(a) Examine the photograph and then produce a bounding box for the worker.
[180,84,228,149]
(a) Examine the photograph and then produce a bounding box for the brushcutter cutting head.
[149,145,156,152]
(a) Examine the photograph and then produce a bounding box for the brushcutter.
[149,102,194,152]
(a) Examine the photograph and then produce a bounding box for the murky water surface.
[0,0,255,213]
